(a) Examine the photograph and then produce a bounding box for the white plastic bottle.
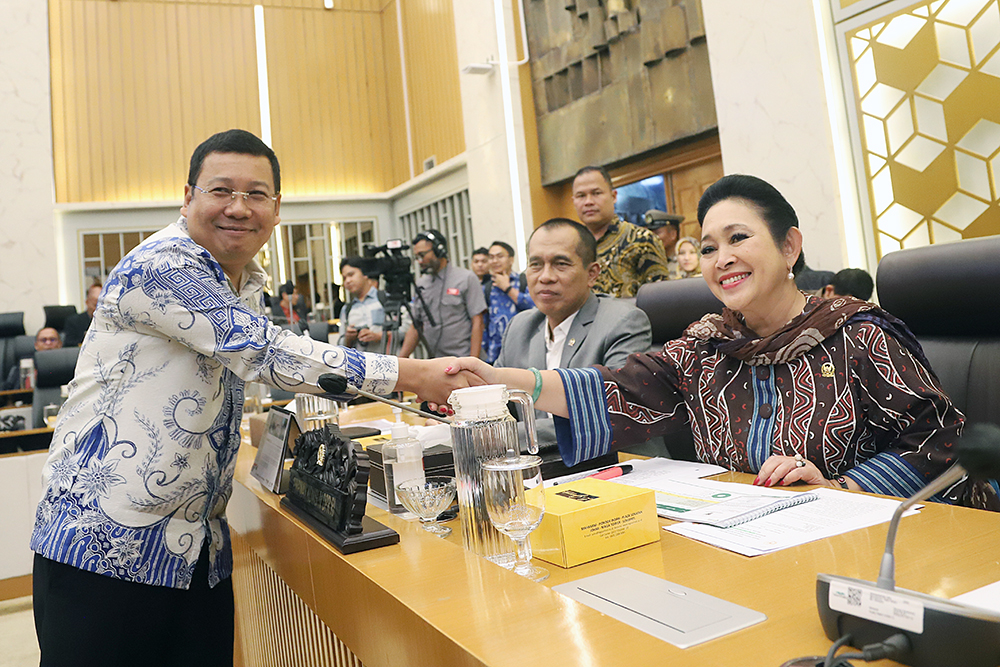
[383,409,425,514]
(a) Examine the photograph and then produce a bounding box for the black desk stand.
[281,424,399,554]
[280,498,399,554]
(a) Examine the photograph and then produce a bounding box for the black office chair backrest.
[0,311,26,382]
[31,347,80,428]
[0,312,26,338]
[878,235,1000,425]
[306,321,330,343]
[633,279,724,462]
[43,305,78,332]
[635,278,724,348]
[13,335,34,362]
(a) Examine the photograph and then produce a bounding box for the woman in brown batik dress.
[450,174,998,511]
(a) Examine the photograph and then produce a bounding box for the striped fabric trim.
[747,368,776,470]
[554,368,613,468]
[344,348,366,389]
[847,451,949,503]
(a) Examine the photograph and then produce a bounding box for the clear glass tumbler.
[482,454,548,583]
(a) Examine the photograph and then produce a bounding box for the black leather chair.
[635,277,724,348]
[305,321,330,342]
[632,278,725,460]
[1,335,34,390]
[43,305,78,333]
[877,235,1000,426]
[31,347,80,428]
[13,334,34,361]
[0,311,26,383]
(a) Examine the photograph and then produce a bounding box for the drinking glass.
[481,454,548,582]
[396,476,458,538]
[43,404,60,428]
[295,393,339,430]
[244,382,268,414]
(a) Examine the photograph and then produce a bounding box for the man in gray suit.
[495,218,662,454]
[495,218,651,371]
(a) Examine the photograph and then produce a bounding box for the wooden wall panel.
[398,0,465,175]
[380,0,411,186]
[50,0,466,200]
[232,530,364,667]
[93,0,384,11]
[264,6,395,195]
[50,0,261,203]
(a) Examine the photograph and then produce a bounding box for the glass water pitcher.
[448,385,539,569]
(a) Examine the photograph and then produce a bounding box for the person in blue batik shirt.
[30,129,478,667]
[482,241,534,363]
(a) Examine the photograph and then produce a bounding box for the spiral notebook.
[649,478,820,528]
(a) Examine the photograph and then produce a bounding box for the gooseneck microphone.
[316,372,452,424]
[877,423,1000,590]
[815,423,1000,667]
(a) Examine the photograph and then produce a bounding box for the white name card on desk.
[553,567,766,648]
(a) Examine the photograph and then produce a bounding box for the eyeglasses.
[414,249,433,261]
[192,184,278,209]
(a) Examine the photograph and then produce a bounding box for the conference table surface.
[231,402,1000,667]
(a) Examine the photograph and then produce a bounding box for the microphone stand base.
[816,573,1000,667]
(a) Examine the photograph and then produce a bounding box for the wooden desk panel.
[230,415,1000,667]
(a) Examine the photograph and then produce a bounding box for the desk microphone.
[316,372,452,424]
[816,423,1000,667]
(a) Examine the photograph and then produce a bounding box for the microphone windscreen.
[956,423,1000,479]
[318,373,349,395]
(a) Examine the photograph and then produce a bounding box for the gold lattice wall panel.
[845,0,1000,257]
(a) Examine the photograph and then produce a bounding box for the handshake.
[395,357,566,420]
[396,356,494,408]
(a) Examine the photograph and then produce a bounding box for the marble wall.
[451,0,534,269]
[0,0,60,333]
[701,0,867,273]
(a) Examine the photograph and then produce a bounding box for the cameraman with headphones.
[399,229,487,359]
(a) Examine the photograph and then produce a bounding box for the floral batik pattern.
[32,219,398,589]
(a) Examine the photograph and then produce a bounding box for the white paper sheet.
[666,487,919,556]
[953,580,1000,613]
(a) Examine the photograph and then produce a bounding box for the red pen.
[586,464,634,481]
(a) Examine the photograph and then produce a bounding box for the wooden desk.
[0,388,31,407]
[0,426,53,454]
[228,407,1000,667]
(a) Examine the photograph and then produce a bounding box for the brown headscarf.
[684,294,933,370]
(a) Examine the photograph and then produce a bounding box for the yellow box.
[530,478,660,568]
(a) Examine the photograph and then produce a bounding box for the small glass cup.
[396,477,458,538]
[295,393,339,430]
[482,454,548,582]
[43,404,60,428]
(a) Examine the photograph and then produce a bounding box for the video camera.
[363,239,413,307]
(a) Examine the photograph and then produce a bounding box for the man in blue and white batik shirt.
[30,130,474,667]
